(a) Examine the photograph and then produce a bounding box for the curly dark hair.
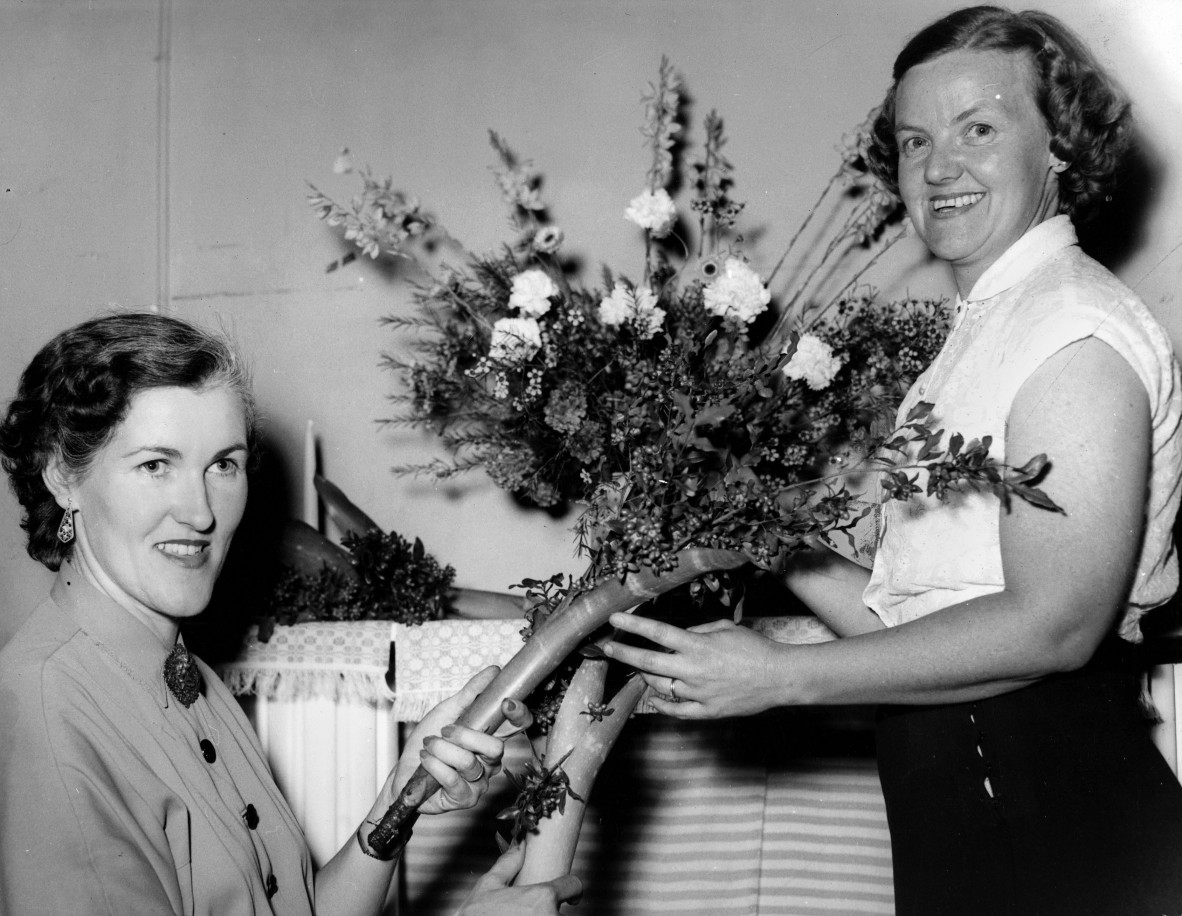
[865,5,1132,223]
[0,312,257,570]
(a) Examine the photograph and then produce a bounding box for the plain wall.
[3,0,1180,647]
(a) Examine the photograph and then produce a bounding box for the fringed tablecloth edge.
[220,663,393,705]
[218,619,394,705]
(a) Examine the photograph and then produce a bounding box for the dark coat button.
[243,804,259,829]
[265,874,279,898]
[199,739,216,763]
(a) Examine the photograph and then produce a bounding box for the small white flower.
[624,188,677,238]
[496,167,544,212]
[597,283,666,340]
[489,317,542,364]
[631,286,666,339]
[638,288,666,338]
[508,269,558,318]
[532,226,565,255]
[332,147,354,175]
[703,257,771,324]
[782,333,843,390]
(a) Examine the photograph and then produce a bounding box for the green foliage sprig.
[497,750,584,844]
[258,529,455,642]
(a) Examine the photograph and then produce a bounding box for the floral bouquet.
[309,58,1058,874]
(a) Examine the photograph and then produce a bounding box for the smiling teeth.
[157,543,205,557]
[933,193,984,211]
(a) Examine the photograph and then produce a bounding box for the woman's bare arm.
[779,550,882,637]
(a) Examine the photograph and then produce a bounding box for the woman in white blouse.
[604,6,1182,914]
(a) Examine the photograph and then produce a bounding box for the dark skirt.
[876,640,1182,916]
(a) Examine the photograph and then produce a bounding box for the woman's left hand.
[386,666,530,815]
[603,613,784,718]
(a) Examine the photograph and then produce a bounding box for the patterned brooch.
[163,643,204,708]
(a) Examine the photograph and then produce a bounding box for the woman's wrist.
[355,818,412,864]
[764,642,813,708]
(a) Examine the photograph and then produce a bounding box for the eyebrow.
[895,101,998,136]
[950,102,993,125]
[122,443,249,461]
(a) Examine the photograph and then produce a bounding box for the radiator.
[239,693,399,868]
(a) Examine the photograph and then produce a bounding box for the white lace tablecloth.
[389,615,836,719]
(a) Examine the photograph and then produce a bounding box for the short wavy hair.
[0,312,257,570]
[865,5,1132,223]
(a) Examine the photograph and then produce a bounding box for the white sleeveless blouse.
[863,216,1182,642]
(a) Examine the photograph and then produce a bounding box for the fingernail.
[502,699,521,714]
[441,725,455,738]
[603,643,615,656]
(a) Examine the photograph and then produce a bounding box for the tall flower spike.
[490,131,545,216]
[691,110,743,256]
[837,106,882,180]
[640,56,681,189]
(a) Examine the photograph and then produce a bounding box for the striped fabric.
[401,713,894,915]
[760,760,895,914]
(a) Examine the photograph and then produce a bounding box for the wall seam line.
[155,0,172,313]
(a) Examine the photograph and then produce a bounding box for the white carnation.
[597,283,633,327]
[624,188,677,238]
[782,333,843,390]
[489,316,542,364]
[703,257,771,324]
[597,283,666,340]
[508,269,557,317]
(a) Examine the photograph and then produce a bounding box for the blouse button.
[265,874,279,898]
[243,804,259,829]
[199,739,216,764]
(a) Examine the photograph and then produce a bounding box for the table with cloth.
[219,617,1182,915]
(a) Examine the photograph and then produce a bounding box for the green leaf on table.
[314,474,383,537]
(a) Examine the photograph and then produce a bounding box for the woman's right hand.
[382,666,529,817]
[455,843,582,915]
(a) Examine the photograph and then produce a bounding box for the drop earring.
[57,499,75,544]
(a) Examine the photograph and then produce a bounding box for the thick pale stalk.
[516,661,648,885]
[364,547,748,857]
[515,657,609,884]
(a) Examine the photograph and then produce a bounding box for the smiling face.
[51,384,250,644]
[894,48,1062,295]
